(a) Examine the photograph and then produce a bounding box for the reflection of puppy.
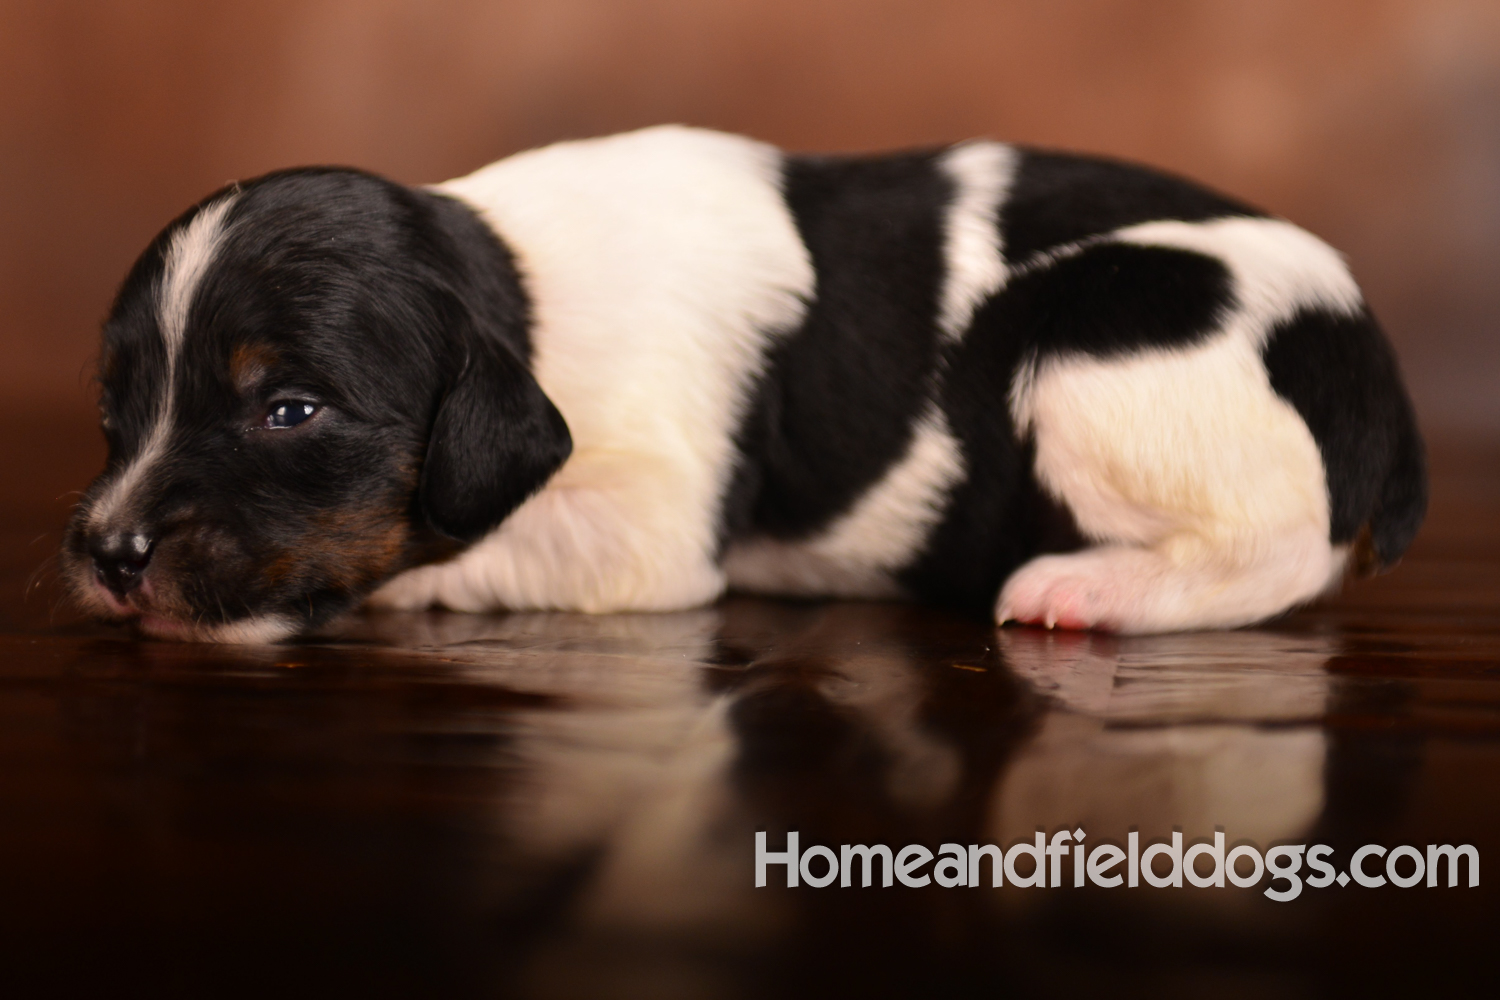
[64,126,1425,642]
[992,628,1336,900]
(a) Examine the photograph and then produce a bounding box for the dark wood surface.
[2,411,1496,997]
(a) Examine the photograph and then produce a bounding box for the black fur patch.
[723,151,952,540]
[1000,242,1235,357]
[1001,150,1264,263]
[1262,308,1426,563]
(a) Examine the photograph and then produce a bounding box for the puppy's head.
[62,169,571,642]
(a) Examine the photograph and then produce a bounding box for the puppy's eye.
[263,401,318,430]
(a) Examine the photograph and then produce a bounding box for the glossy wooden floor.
[2,411,1496,997]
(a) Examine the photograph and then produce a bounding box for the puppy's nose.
[90,531,156,599]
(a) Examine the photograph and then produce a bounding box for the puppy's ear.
[419,344,571,543]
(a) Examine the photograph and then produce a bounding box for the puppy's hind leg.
[998,338,1345,634]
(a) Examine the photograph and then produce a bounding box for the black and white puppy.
[63,126,1426,642]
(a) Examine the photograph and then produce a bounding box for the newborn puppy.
[62,126,1426,642]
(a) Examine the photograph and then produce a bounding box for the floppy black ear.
[419,343,572,543]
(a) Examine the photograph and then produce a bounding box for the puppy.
[62,126,1425,642]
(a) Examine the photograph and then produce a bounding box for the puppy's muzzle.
[88,530,156,600]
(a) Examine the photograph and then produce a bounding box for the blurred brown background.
[3,0,1498,467]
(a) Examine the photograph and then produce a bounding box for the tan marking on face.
[229,342,279,395]
[264,503,412,594]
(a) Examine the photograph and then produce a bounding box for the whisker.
[47,584,79,626]
[24,552,60,601]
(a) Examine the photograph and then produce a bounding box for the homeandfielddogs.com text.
[755,831,1479,902]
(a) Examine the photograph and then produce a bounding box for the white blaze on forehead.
[936,141,1017,341]
[157,195,239,360]
[89,194,238,530]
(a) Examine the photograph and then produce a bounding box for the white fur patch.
[204,614,297,644]
[722,405,965,598]
[89,194,238,531]
[375,126,813,613]
[1018,335,1331,544]
[936,142,1017,340]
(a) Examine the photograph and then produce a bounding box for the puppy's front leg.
[369,451,726,615]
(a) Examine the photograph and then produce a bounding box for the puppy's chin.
[66,565,300,645]
[136,613,300,645]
